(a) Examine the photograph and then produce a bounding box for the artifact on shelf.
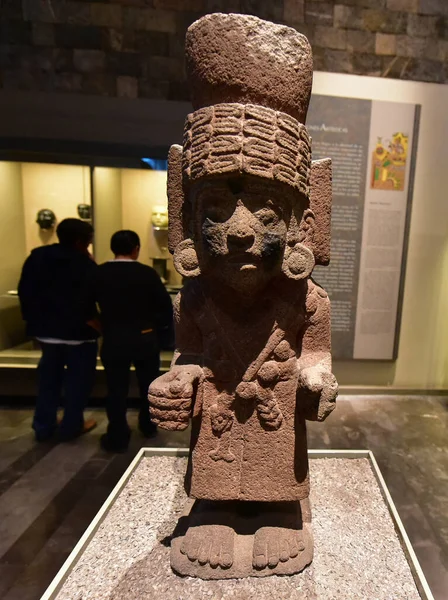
[77,203,92,221]
[148,12,338,580]
[36,209,56,230]
[151,206,169,231]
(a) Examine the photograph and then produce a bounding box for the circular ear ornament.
[282,243,315,280]
[173,238,201,278]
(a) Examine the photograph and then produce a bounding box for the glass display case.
[0,157,178,370]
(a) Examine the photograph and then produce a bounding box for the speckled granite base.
[54,457,421,600]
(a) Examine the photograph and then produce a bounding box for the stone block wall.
[0,0,447,101]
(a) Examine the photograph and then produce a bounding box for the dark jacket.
[91,261,173,346]
[18,244,99,341]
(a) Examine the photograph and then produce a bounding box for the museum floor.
[0,395,446,600]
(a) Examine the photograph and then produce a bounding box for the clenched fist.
[148,365,203,431]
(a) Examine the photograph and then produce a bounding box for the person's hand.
[298,366,338,421]
[148,365,203,430]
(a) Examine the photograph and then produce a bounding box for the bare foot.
[252,526,305,569]
[181,524,234,569]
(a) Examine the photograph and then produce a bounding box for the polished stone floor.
[0,396,446,600]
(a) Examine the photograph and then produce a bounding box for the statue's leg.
[172,500,235,575]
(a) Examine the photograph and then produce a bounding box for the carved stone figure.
[151,206,169,230]
[77,203,92,221]
[148,13,338,579]
[36,209,56,230]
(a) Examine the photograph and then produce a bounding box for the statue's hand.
[148,365,203,431]
[298,366,338,422]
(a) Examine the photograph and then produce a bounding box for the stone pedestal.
[45,452,430,600]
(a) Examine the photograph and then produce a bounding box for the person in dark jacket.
[91,230,173,452]
[18,218,99,442]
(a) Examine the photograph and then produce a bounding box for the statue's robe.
[174,277,326,502]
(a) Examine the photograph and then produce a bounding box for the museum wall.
[121,168,164,263]
[1,0,447,105]
[93,167,122,264]
[93,167,179,284]
[0,162,26,351]
[121,168,179,284]
[21,163,91,252]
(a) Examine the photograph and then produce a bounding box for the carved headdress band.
[182,13,314,199]
[183,103,311,198]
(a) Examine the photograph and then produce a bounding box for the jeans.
[33,342,98,439]
[101,331,160,444]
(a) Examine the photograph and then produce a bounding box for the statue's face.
[36,209,56,230]
[151,206,169,229]
[193,176,296,293]
[77,204,91,220]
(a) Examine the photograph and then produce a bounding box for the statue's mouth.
[227,253,258,269]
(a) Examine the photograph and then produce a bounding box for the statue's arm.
[296,280,338,421]
[148,290,203,430]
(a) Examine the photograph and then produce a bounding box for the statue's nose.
[228,231,255,253]
[227,206,255,253]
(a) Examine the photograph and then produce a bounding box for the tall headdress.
[168,14,332,277]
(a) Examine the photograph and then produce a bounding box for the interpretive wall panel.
[310,96,419,360]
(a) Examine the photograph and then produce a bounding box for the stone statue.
[148,13,338,579]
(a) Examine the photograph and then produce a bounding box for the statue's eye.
[256,208,278,226]
[254,200,281,226]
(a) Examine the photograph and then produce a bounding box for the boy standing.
[93,230,172,452]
